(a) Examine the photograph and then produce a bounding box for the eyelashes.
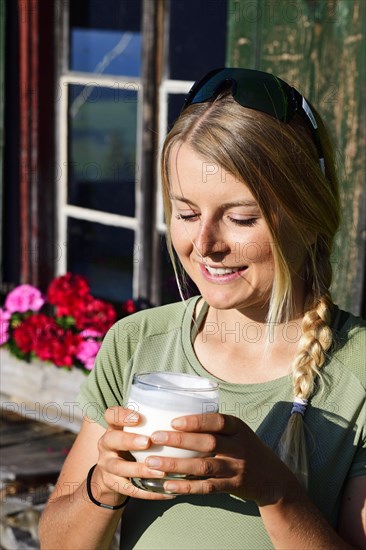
[230,218,257,227]
[175,214,258,227]
[175,214,197,221]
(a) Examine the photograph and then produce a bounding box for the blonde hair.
[161,93,340,486]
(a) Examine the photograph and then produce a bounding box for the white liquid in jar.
[124,376,219,462]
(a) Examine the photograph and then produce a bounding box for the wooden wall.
[227,0,365,316]
[0,0,5,281]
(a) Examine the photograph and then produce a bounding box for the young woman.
[39,68,365,549]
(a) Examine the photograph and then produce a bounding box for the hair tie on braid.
[291,397,308,416]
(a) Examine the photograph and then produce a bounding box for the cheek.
[170,220,190,257]
[234,234,274,265]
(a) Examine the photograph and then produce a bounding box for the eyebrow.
[169,194,259,209]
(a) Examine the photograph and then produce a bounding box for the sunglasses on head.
[182,67,325,175]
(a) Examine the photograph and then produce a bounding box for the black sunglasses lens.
[188,69,291,122]
[188,70,233,104]
[235,73,289,121]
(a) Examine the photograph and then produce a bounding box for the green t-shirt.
[77,296,366,550]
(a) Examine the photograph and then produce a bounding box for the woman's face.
[169,143,281,314]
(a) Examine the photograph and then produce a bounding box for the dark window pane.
[160,234,199,305]
[168,93,186,130]
[70,0,141,31]
[67,218,134,303]
[68,85,137,217]
[69,0,142,76]
[169,0,228,81]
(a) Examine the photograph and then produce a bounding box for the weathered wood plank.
[0,410,75,479]
[0,0,5,280]
[138,0,165,303]
[227,0,366,315]
[1,350,85,433]
[1,433,75,478]
[0,417,64,448]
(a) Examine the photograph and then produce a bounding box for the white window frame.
[156,78,193,234]
[56,60,143,299]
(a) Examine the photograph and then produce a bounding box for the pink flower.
[80,329,103,338]
[5,284,45,313]
[0,308,11,345]
[76,340,101,371]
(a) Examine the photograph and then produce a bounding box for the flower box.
[0,349,86,432]
[0,275,147,433]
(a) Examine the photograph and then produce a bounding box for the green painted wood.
[0,0,5,282]
[227,0,366,315]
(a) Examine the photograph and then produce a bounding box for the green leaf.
[6,341,31,362]
[55,315,76,329]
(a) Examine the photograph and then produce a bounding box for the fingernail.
[151,431,168,443]
[126,413,139,423]
[146,457,161,468]
[148,469,165,477]
[135,435,149,447]
[164,482,178,492]
[171,418,184,428]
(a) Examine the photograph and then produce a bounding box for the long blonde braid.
[277,252,334,487]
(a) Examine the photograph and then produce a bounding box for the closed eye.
[176,214,258,226]
[176,214,258,227]
[175,214,198,221]
[229,217,257,227]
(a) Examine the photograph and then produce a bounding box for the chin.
[199,289,243,310]
[199,287,271,313]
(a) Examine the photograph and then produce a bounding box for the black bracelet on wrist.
[86,464,130,511]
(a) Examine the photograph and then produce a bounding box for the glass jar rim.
[133,372,219,392]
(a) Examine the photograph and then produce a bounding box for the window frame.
[156,78,193,234]
[55,0,143,299]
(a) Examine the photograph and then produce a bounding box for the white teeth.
[205,265,244,275]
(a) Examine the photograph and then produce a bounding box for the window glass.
[70,30,141,77]
[168,93,186,130]
[68,85,137,217]
[67,218,135,303]
[69,0,142,76]
[169,0,228,81]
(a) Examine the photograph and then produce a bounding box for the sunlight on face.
[168,143,276,313]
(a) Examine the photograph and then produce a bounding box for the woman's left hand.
[144,413,300,505]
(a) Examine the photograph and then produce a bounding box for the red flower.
[121,299,137,315]
[73,297,117,333]
[13,314,82,367]
[13,314,54,354]
[35,327,82,367]
[47,273,90,317]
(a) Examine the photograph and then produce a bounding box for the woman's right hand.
[93,406,175,502]
[40,408,174,550]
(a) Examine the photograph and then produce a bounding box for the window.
[56,0,227,306]
[57,0,142,303]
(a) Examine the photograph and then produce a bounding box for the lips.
[205,265,246,276]
[199,263,248,284]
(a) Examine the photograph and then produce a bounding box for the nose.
[193,219,230,259]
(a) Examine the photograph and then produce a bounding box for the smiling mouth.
[204,265,247,276]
